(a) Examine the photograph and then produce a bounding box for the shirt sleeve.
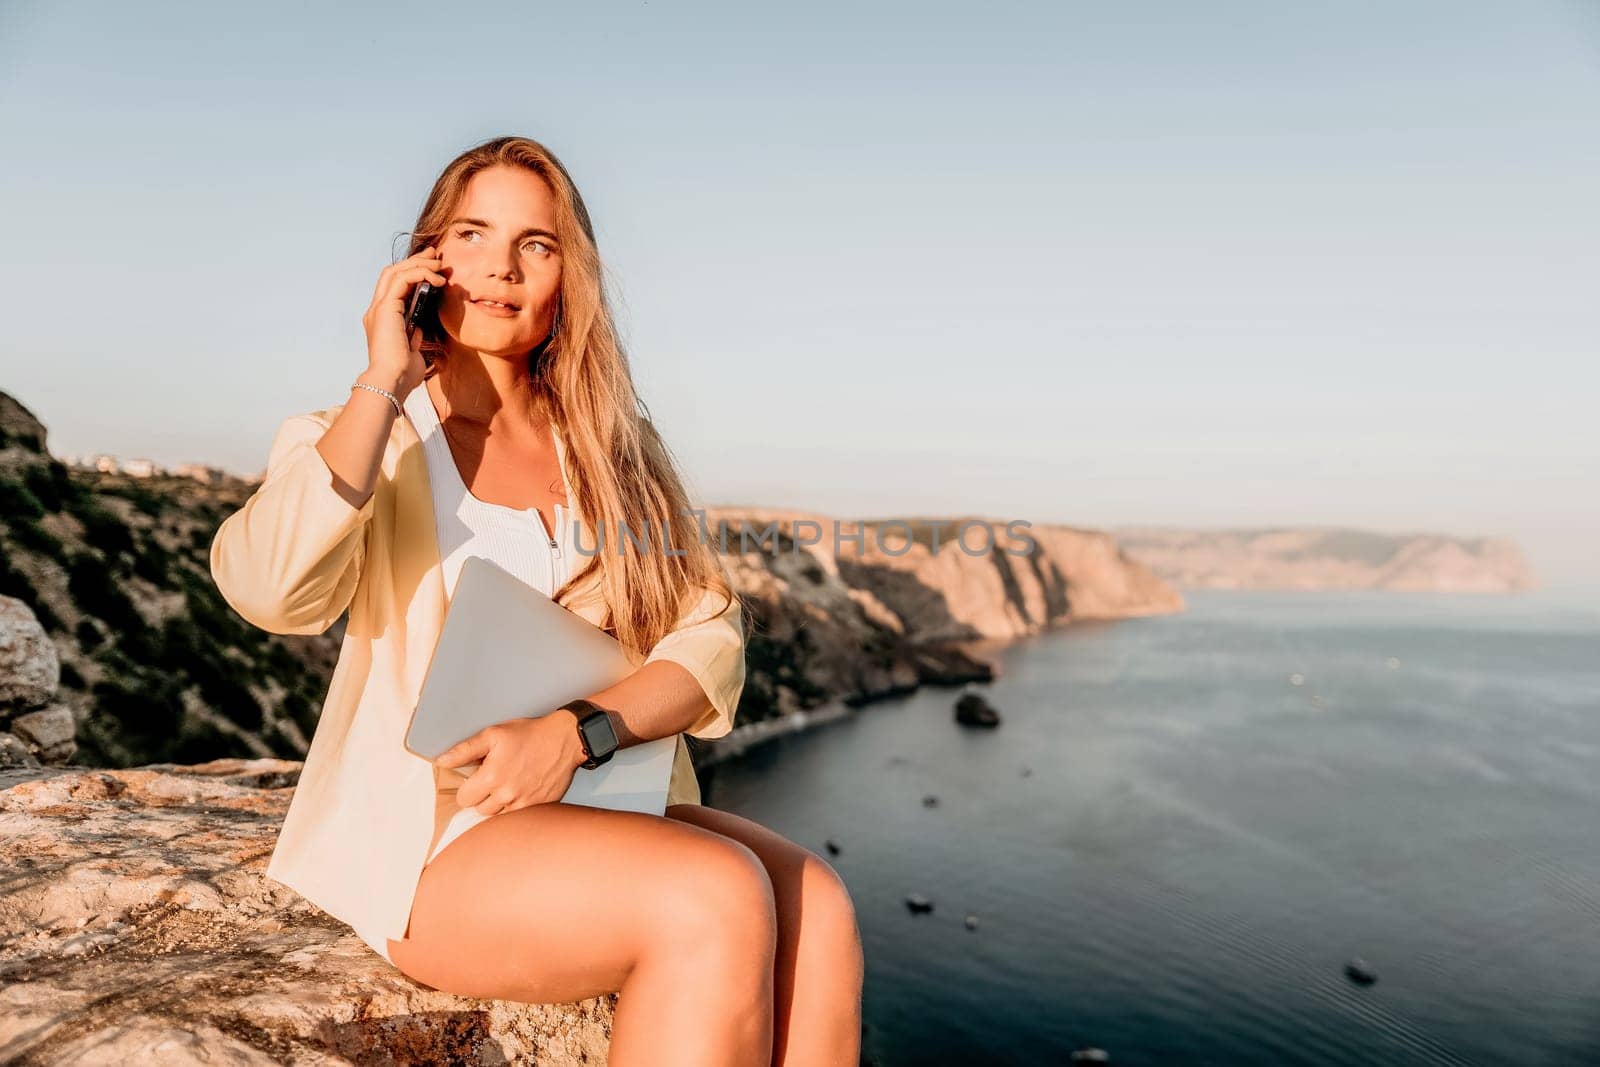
[642,557,747,740]
[209,410,375,635]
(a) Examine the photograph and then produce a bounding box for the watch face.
[583,710,619,754]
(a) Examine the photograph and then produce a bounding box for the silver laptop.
[404,554,677,816]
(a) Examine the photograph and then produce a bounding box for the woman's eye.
[453,229,550,256]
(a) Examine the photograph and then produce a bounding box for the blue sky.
[2,1,1596,585]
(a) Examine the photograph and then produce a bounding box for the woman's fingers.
[369,246,443,301]
[473,789,512,818]
[362,246,447,392]
[437,726,494,769]
[374,262,446,309]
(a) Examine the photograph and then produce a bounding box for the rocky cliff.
[703,507,1182,723]
[0,388,1183,774]
[1115,526,1536,593]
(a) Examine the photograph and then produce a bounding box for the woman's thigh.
[386,799,775,1004]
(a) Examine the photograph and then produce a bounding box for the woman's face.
[433,164,563,359]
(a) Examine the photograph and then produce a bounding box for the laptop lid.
[404,554,676,815]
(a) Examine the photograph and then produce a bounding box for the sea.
[709,589,1600,1067]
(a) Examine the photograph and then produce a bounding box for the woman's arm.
[313,367,408,508]
[435,566,748,815]
[587,570,748,747]
[208,383,396,634]
[211,243,438,635]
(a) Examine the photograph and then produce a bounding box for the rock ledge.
[0,759,616,1066]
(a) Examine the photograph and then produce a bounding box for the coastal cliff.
[0,388,1182,773]
[699,507,1183,726]
[1115,526,1536,593]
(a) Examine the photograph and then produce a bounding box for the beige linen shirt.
[208,400,746,951]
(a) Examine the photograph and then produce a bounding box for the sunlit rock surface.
[0,759,616,1066]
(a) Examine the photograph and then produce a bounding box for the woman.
[209,136,863,1066]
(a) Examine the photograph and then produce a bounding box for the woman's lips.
[471,299,519,317]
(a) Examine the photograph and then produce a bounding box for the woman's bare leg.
[386,801,778,1067]
[664,803,864,1067]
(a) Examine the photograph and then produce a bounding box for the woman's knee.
[801,854,859,933]
[657,832,779,965]
[664,804,859,969]
[799,854,864,975]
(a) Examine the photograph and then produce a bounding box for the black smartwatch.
[565,698,619,769]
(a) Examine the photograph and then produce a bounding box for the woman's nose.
[488,245,520,281]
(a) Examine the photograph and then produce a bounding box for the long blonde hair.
[403,136,734,660]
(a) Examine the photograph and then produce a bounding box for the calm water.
[711,590,1600,1066]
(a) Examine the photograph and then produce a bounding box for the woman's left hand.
[436,711,584,817]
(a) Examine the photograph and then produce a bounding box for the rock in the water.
[1344,958,1378,986]
[0,761,618,1065]
[905,893,933,914]
[921,793,939,808]
[824,838,841,856]
[954,691,1001,727]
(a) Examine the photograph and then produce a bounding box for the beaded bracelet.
[351,381,402,419]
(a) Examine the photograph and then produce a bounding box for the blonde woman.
[210,136,863,1066]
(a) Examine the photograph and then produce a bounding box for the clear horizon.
[2,1,1595,585]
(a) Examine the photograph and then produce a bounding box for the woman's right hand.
[361,246,447,400]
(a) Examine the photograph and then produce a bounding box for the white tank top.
[401,382,579,875]
[402,382,576,601]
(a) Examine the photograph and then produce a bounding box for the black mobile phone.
[406,280,442,338]
[406,279,445,368]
